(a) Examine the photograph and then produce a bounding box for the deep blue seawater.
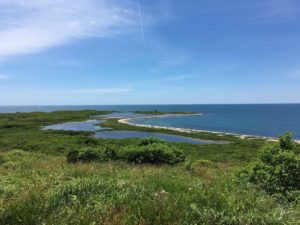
[1,104,300,139]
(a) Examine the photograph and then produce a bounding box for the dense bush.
[121,143,185,165]
[66,149,80,163]
[67,143,185,165]
[279,132,294,150]
[245,133,300,202]
[138,137,165,146]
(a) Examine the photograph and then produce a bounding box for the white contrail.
[137,0,145,45]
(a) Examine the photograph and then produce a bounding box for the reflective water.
[14,104,299,139]
[43,120,224,144]
[43,120,107,131]
[94,131,227,144]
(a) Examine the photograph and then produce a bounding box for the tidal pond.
[94,131,227,144]
[44,120,227,144]
[43,120,107,132]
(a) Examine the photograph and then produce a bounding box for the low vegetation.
[67,138,185,165]
[243,133,300,203]
[1,149,299,225]
[0,111,299,224]
[121,143,185,165]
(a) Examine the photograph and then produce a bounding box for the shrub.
[78,148,102,162]
[102,147,118,160]
[67,143,185,165]
[66,147,118,163]
[83,138,98,146]
[121,143,185,165]
[185,159,213,171]
[66,149,80,163]
[138,137,165,146]
[246,133,300,202]
[279,132,294,150]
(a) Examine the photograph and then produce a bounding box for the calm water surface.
[132,105,300,139]
[94,131,225,144]
[2,104,300,139]
[43,120,107,131]
[43,120,221,144]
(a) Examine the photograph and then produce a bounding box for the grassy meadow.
[0,110,299,225]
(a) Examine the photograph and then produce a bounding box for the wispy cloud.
[148,56,189,73]
[143,74,191,85]
[257,0,299,23]
[286,69,300,78]
[195,0,299,23]
[157,60,179,69]
[73,88,132,94]
[60,60,87,67]
[164,75,190,81]
[0,0,138,58]
[136,0,145,45]
[0,74,10,79]
[151,75,190,83]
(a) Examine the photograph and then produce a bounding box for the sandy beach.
[116,114,300,144]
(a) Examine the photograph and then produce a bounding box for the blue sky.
[0,0,300,105]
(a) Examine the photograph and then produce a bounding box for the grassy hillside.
[0,111,299,225]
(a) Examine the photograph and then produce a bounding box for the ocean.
[1,104,300,139]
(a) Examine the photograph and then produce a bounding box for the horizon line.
[1,103,300,107]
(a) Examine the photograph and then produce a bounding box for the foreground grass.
[0,111,299,224]
[1,150,299,225]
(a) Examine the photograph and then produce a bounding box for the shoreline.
[117,114,300,144]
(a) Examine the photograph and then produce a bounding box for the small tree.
[279,132,294,150]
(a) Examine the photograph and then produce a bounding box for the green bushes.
[121,143,185,165]
[245,133,300,202]
[66,149,81,162]
[279,132,294,150]
[66,142,185,165]
[138,137,165,146]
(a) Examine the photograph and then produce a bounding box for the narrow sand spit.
[116,114,300,144]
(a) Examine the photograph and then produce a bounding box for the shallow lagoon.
[94,131,226,144]
[43,120,224,144]
[43,120,108,132]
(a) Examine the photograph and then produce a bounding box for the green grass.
[1,150,299,225]
[0,110,299,224]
